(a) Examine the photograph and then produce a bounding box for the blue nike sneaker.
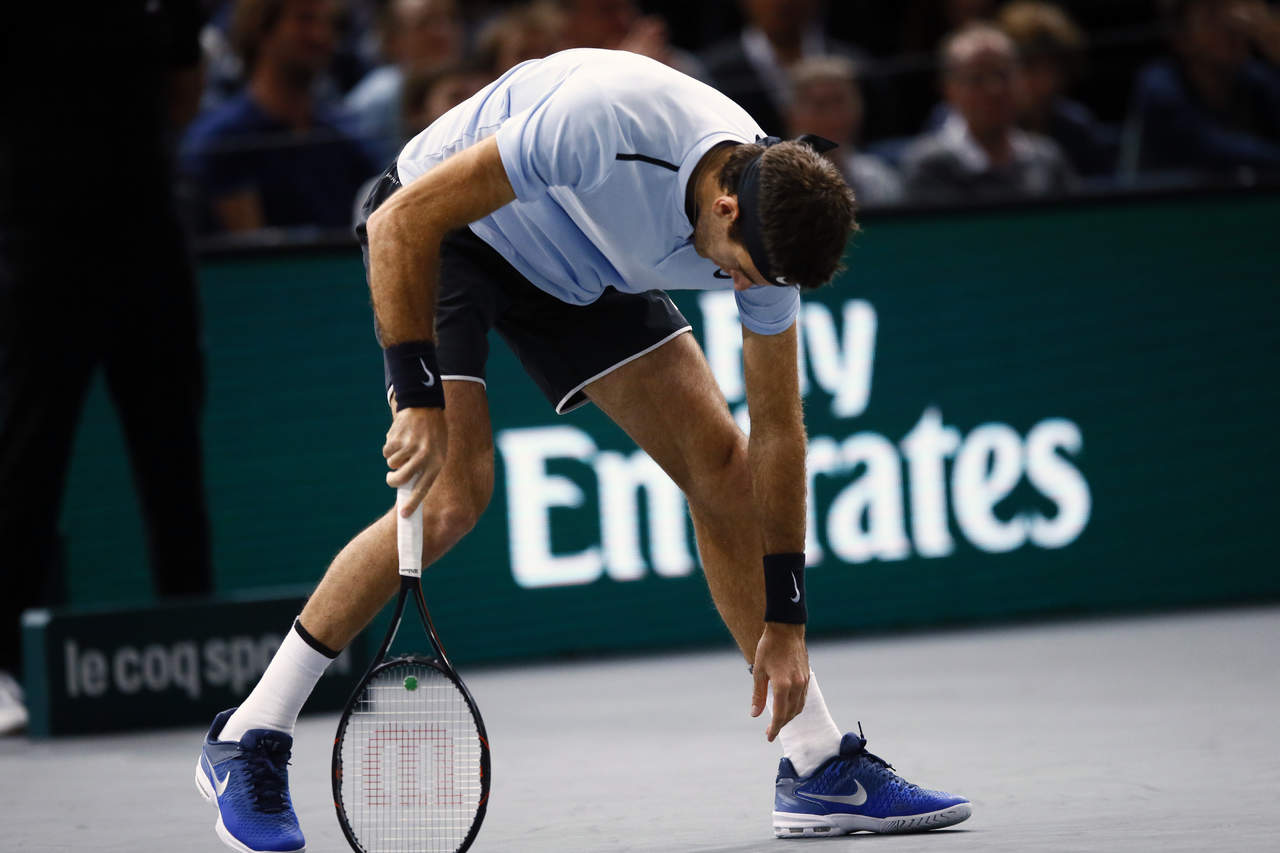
[195,708,306,853]
[773,728,971,837]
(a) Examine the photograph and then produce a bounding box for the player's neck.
[686,143,738,231]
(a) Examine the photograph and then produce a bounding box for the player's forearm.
[747,418,807,555]
[365,214,443,345]
[741,323,806,555]
[365,135,518,346]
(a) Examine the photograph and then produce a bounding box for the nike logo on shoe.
[214,766,231,797]
[797,779,868,807]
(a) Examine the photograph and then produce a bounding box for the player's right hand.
[383,405,448,514]
[750,622,810,742]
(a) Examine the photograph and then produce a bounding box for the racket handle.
[396,480,424,577]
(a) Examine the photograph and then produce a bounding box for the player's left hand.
[750,622,809,742]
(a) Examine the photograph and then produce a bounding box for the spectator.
[2,0,214,733]
[701,0,869,137]
[559,0,707,81]
[894,0,998,132]
[1131,0,1280,175]
[477,2,566,77]
[183,0,379,232]
[786,56,904,206]
[902,24,1074,203]
[197,2,252,111]
[345,0,465,164]
[998,2,1118,178]
[402,62,492,137]
[352,60,491,225]
[197,0,361,111]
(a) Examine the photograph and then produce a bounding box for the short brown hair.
[476,2,565,73]
[789,54,859,92]
[232,0,338,72]
[998,2,1084,61]
[718,142,858,290]
[940,23,1016,75]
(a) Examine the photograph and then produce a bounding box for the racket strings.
[340,662,483,852]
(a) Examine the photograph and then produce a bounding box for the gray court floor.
[3,605,1277,852]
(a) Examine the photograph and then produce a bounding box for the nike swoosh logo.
[777,276,794,285]
[797,780,867,807]
[713,269,731,279]
[418,357,436,387]
[213,765,231,797]
[790,573,800,603]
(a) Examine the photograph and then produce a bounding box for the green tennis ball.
[404,675,418,691]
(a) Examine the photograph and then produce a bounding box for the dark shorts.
[357,165,691,413]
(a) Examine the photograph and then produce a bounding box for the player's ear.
[712,194,739,222]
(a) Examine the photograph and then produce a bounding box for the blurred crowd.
[176,0,1280,234]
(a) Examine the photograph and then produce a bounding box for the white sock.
[220,620,336,743]
[777,671,843,777]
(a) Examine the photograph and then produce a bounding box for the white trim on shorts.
[554,326,693,415]
[442,374,487,388]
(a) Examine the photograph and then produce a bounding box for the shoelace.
[241,740,291,813]
[851,722,919,790]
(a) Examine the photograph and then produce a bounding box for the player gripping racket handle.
[397,480,424,578]
[384,405,446,512]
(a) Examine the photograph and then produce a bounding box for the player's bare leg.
[300,380,495,651]
[586,332,766,660]
[219,379,493,743]
[588,332,840,747]
[299,378,494,654]
[587,333,970,837]
[196,380,496,853]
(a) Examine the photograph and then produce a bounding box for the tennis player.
[195,48,970,852]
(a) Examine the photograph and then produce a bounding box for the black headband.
[735,134,838,287]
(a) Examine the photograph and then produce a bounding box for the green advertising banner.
[57,191,1280,674]
[21,593,367,736]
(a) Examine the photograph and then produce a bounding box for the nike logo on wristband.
[713,269,731,279]
[418,357,436,387]
[790,573,801,603]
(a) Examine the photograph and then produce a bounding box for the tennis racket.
[333,482,491,853]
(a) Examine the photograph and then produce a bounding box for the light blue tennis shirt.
[395,48,800,336]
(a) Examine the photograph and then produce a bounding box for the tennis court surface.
[4,605,1276,852]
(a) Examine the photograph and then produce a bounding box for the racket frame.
[332,485,491,853]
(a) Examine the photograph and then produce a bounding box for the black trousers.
[0,215,213,676]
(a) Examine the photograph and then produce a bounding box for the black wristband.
[763,552,806,624]
[385,340,446,409]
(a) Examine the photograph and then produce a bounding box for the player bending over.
[195,48,971,852]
